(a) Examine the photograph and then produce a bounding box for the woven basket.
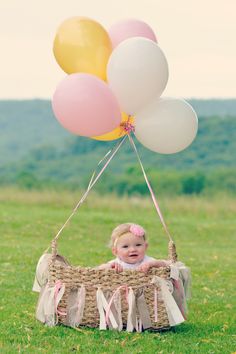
[47,239,179,331]
[35,136,188,331]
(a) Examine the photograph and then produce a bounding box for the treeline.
[2,167,236,197]
[1,99,236,166]
[1,99,236,196]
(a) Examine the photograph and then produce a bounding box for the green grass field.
[0,189,235,353]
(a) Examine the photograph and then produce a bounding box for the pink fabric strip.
[105,285,129,325]
[128,134,172,241]
[173,279,180,289]
[57,308,67,316]
[154,288,158,322]
[54,280,67,316]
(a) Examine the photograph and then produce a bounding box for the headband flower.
[130,224,145,237]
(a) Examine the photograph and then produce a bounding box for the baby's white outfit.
[109,255,156,270]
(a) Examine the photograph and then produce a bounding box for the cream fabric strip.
[170,262,192,317]
[151,276,185,326]
[136,292,152,330]
[32,253,52,292]
[105,285,129,331]
[178,265,192,300]
[170,261,191,286]
[138,318,143,333]
[76,285,86,325]
[96,288,118,330]
[96,288,106,330]
[154,287,158,322]
[126,288,136,332]
[66,285,86,327]
[113,290,123,331]
[36,282,65,327]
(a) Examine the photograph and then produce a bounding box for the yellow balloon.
[53,17,112,80]
[93,113,134,141]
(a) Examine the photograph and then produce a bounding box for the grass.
[0,188,235,353]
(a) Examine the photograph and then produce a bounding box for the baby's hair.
[110,223,146,248]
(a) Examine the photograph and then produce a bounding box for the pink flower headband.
[113,224,145,247]
[129,224,145,237]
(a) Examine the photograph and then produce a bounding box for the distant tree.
[182,173,206,195]
[126,165,140,175]
[16,171,39,189]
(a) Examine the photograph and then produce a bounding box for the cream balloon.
[135,98,198,154]
[107,38,169,115]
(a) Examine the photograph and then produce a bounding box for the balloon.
[135,98,198,154]
[52,73,122,137]
[109,19,157,48]
[53,17,112,80]
[107,38,168,115]
[93,113,134,141]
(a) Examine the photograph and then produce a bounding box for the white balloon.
[107,37,169,115]
[135,98,198,154]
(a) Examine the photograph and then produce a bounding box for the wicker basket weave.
[47,239,179,330]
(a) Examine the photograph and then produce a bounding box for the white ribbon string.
[128,133,172,242]
[52,135,127,245]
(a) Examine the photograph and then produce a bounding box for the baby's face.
[113,232,148,264]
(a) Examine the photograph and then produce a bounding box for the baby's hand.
[138,260,168,272]
[111,262,123,273]
[155,260,168,267]
[137,262,151,273]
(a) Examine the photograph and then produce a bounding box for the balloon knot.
[120,118,135,133]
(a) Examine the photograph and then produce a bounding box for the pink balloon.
[52,73,121,137]
[109,19,157,48]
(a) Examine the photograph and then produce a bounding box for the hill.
[0,99,236,195]
[0,98,236,165]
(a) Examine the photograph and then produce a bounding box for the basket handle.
[168,240,178,263]
[49,132,177,262]
[51,239,57,261]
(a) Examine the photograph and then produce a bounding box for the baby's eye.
[122,245,128,248]
[136,243,142,247]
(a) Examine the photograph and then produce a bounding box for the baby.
[99,223,170,272]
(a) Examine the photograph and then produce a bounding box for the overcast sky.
[0,0,235,99]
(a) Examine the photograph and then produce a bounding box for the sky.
[0,0,235,99]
